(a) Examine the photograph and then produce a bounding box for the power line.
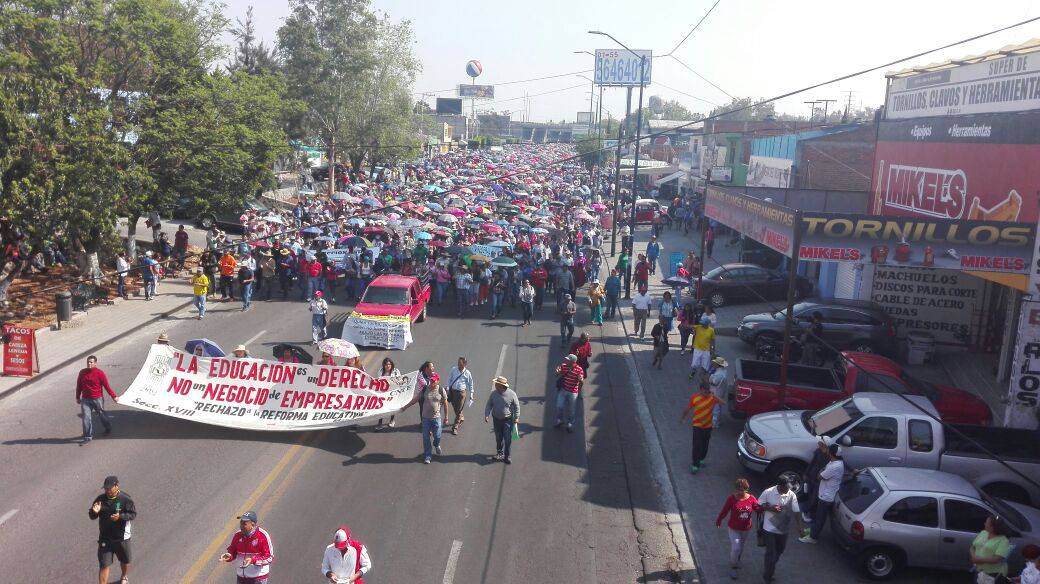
[667,54,736,100]
[652,81,720,107]
[665,0,724,56]
[414,69,594,96]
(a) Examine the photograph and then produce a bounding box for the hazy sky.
[224,0,1040,122]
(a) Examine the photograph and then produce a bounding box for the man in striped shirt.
[554,354,585,432]
[680,380,722,474]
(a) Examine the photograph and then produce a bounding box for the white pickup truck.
[737,392,1040,505]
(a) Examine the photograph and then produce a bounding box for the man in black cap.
[89,475,136,584]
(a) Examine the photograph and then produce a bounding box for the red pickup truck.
[729,351,992,425]
[355,275,431,322]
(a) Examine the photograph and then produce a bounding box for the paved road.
[118,217,210,250]
[0,280,674,582]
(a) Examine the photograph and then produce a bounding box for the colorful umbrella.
[491,256,518,268]
[317,338,361,359]
[184,338,225,357]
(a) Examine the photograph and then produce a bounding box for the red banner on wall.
[2,324,39,377]
[871,112,1040,224]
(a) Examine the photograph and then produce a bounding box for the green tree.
[708,97,777,121]
[575,137,609,170]
[230,6,280,75]
[278,0,379,193]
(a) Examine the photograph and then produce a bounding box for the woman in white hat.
[232,345,250,359]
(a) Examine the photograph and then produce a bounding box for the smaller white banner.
[341,312,413,350]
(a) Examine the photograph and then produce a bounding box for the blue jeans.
[434,281,447,305]
[143,279,155,299]
[560,318,574,341]
[117,275,126,298]
[555,390,578,425]
[490,292,503,317]
[193,294,206,317]
[493,416,514,458]
[421,417,442,459]
[241,282,253,309]
[311,313,327,343]
[80,398,112,438]
[521,301,533,324]
[605,295,619,318]
[456,288,468,316]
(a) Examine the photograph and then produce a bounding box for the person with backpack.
[322,525,372,584]
[400,367,448,464]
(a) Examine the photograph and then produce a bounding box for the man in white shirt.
[309,291,329,344]
[446,357,475,435]
[322,525,371,583]
[759,479,802,582]
[631,286,653,338]
[800,444,844,544]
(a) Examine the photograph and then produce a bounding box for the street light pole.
[611,87,632,258]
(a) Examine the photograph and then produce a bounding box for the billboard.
[459,84,494,99]
[436,98,463,115]
[710,166,733,182]
[871,111,1040,223]
[705,186,797,257]
[747,155,793,188]
[576,111,593,124]
[594,49,652,86]
[799,214,1033,275]
[885,53,1040,119]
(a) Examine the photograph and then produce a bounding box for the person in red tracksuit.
[219,511,273,584]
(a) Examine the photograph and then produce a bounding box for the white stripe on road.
[442,539,463,584]
[495,344,507,377]
[243,330,268,347]
[0,509,18,527]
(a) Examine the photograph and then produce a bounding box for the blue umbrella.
[425,202,444,212]
[301,227,321,235]
[494,219,510,227]
[415,232,434,240]
[362,197,381,207]
[314,235,336,242]
[184,338,225,357]
[423,184,446,194]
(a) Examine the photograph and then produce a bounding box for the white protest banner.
[467,244,498,258]
[341,312,413,350]
[117,345,418,431]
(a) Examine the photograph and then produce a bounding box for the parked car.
[737,392,1037,504]
[832,466,1040,580]
[695,263,812,307]
[173,197,271,232]
[729,352,992,425]
[737,299,897,355]
[632,198,664,225]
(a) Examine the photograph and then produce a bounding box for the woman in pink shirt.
[715,477,759,579]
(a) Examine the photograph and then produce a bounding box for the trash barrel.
[55,291,72,324]
[906,331,935,365]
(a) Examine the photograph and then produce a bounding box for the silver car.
[831,466,1040,580]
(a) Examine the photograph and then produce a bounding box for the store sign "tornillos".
[799,215,1032,274]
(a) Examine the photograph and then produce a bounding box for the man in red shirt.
[220,511,274,584]
[554,354,585,433]
[633,254,650,290]
[530,263,548,311]
[76,355,117,442]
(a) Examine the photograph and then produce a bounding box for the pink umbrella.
[448,208,466,217]
[591,203,607,211]
[481,224,503,233]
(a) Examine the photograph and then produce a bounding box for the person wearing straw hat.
[322,525,372,584]
[231,345,250,359]
[709,356,730,403]
[156,331,170,345]
[484,376,520,463]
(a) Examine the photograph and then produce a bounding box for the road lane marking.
[179,432,313,584]
[0,509,17,526]
[495,344,507,377]
[442,539,463,584]
[243,329,268,347]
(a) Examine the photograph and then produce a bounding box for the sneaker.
[566,423,574,433]
[730,568,738,580]
[423,457,431,464]
[493,453,504,460]
[690,464,699,474]
[387,419,396,428]
[798,535,817,544]
[504,457,512,464]
[435,445,442,456]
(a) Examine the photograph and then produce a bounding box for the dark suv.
[736,298,896,355]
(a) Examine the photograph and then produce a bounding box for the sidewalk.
[0,279,195,398]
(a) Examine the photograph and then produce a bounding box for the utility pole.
[819,99,837,125]
[842,91,855,123]
[611,87,632,257]
[804,100,820,127]
[625,53,646,299]
[596,86,604,140]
